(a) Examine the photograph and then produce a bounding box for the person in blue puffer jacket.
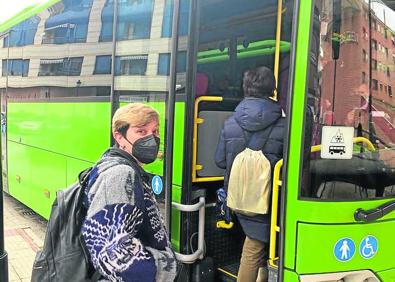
[215,66,285,282]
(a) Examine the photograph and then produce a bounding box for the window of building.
[2,59,29,77]
[362,71,366,83]
[387,67,391,77]
[162,0,190,37]
[94,55,112,74]
[67,57,84,76]
[372,79,378,90]
[385,47,389,57]
[158,53,170,75]
[362,27,368,40]
[2,17,39,48]
[38,57,83,76]
[100,0,154,42]
[372,19,377,30]
[380,83,383,92]
[372,39,377,50]
[42,0,93,44]
[362,49,367,62]
[384,85,388,94]
[42,23,89,44]
[115,55,148,75]
[389,86,393,97]
[157,51,187,75]
[372,59,377,70]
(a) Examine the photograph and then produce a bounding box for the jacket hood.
[234,97,282,132]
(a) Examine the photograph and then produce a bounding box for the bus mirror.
[332,0,341,60]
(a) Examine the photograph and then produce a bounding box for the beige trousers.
[237,236,268,282]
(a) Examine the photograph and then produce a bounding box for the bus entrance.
[182,0,294,280]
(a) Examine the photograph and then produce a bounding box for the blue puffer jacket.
[215,97,285,243]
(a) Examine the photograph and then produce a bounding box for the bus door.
[186,0,295,280]
[272,0,395,281]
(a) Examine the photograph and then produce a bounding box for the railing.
[172,197,205,263]
[192,96,224,182]
[42,37,87,44]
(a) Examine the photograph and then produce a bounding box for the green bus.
[1,0,395,281]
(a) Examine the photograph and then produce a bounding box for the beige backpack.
[227,128,274,216]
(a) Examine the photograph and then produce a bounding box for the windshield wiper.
[354,200,395,222]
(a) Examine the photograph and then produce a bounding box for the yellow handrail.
[311,137,376,153]
[192,96,224,182]
[268,159,283,267]
[268,136,376,268]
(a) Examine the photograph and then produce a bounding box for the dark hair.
[242,66,275,98]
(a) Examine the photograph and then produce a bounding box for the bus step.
[217,262,239,282]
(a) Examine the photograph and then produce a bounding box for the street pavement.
[3,193,46,282]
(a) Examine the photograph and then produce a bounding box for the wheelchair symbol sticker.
[334,238,355,262]
[359,235,378,259]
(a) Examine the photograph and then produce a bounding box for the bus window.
[301,0,395,200]
[196,0,293,101]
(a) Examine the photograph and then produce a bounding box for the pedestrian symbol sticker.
[334,238,355,262]
[359,235,378,259]
[321,126,354,159]
[152,176,163,195]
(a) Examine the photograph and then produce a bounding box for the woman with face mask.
[81,103,177,282]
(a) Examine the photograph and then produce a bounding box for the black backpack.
[31,167,100,282]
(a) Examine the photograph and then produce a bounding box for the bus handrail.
[311,137,376,153]
[172,197,205,264]
[268,136,376,268]
[268,159,282,268]
[192,96,224,182]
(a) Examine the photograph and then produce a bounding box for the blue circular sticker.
[359,235,378,259]
[334,238,355,262]
[151,176,163,195]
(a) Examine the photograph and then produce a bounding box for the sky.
[0,0,45,24]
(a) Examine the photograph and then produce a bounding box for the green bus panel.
[66,158,95,186]
[8,142,67,218]
[283,0,312,270]
[7,101,185,248]
[377,268,395,281]
[296,221,395,274]
[7,102,111,163]
[283,269,300,282]
[287,200,395,223]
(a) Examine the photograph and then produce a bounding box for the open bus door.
[171,0,295,281]
[269,0,395,281]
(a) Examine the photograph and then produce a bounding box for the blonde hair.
[112,103,159,133]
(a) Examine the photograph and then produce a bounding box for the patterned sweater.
[81,148,177,282]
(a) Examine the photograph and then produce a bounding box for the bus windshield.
[302,0,395,200]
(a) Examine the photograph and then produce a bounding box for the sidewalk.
[3,193,46,282]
